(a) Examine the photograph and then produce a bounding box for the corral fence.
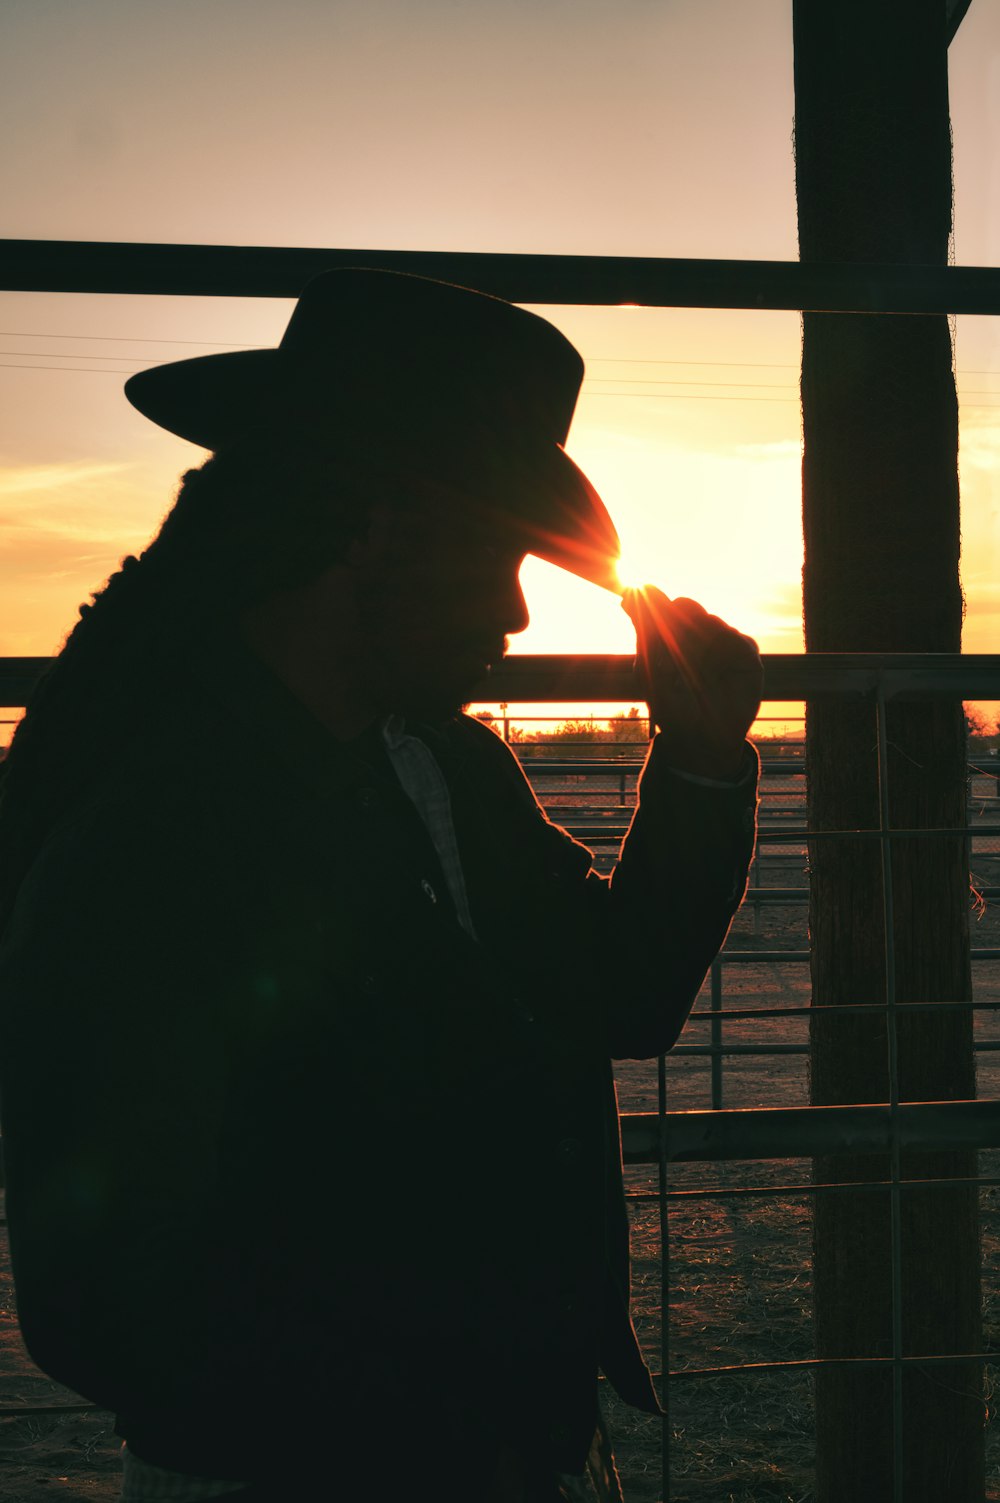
[485,650,1000,1501]
[483,655,1000,1117]
[2,240,1000,1500]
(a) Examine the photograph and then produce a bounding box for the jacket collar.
[195,626,460,805]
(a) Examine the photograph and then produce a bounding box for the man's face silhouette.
[348,502,530,722]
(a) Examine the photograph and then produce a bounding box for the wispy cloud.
[728,438,803,461]
[0,457,157,554]
[0,459,163,653]
[0,459,131,499]
[0,518,118,581]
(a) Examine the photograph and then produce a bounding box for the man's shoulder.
[451,712,518,756]
[448,713,536,789]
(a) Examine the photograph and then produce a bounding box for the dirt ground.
[3,774,999,1500]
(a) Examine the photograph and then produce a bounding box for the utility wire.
[3,361,999,406]
[0,349,155,361]
[0,362,141,374]
[0,330,253,348]
[3,353,997,395]
[1,333,998,378]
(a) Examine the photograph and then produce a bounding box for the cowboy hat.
[124,267,621,592]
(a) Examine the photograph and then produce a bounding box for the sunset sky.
[2,0,998,730]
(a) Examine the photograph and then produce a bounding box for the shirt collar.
[196,626,394,802]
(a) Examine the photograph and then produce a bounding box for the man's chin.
[394,668,492,726]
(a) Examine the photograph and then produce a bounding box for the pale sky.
[2,0,998,714]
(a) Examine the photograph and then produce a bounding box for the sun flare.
[614,553,653,595]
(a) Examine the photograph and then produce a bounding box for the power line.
[0,333,998,378]
[591,357,799,369]
[587,377,796,389]
[592,357,1000,377]
[1,358,998,405]
[583,391,798,404]
[0,329,252,348]
[0,362,140,374]
[0,349,153,361]
[583,387,1000,405]
[3,352,996,396]
[0,358,797,389]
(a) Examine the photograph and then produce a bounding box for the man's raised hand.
[621,587,763,781]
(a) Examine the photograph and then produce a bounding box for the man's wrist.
[656,737,756,787]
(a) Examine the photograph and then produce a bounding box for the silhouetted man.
[0,270,761,1502]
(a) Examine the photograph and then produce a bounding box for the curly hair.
[0,438,381,931]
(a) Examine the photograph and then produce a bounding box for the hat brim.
[125,349,621,594]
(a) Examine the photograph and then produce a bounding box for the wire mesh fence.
[479,663,1000,1501]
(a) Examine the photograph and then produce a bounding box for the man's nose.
[504,572,530,636]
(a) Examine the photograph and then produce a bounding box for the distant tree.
[516,714,649,761]
[608,707,649,746]
[964,705,993,741]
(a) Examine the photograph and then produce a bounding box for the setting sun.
[614,554,648,595]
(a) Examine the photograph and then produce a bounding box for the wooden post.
[793,2,983,1498]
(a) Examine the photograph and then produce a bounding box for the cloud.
[0,518,120,583]
[729,438,803,461]
[0,457,159,556]
[963,578,1000,615]
[959,414,1000,470]
[0,459,130,499]
[0,459,165,652]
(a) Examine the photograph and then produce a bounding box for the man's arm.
[593,589,762,1055]
[596,731,759,1057]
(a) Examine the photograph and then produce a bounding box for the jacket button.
[555,1136,580,1162]
[358,787,378,809]
[421,878,438,904]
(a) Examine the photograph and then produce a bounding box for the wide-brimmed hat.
[124,267,620,592]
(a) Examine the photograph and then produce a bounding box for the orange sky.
[1,1,998,734]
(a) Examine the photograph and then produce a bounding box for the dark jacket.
[0,640,757,1481]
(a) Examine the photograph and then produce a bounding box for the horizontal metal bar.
[655,1353,996,1383]
[565,823,1000,843]
[686,998,1000,1023]
[757,826,1000,842]
[673,1042,809,1057]
[0,1402,99,1417]
[3,240,1000,315]
[625,1175,1000,1204]
[520,762,644,774]
[5,653,999,710]
[483,654,1000,703]
[674,1039,1000,1058]
[620,1098,1000,1164]
[717,950,811,962]
[721,949,1000,965]
[6,1345,997,1418]
[742,889,808,900]
[548,823,1000,844]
